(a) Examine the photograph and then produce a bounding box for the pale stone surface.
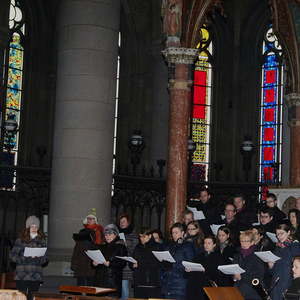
[49,0,120,263]
[269,188,300,209]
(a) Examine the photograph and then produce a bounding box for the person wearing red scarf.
[71,209,104,286]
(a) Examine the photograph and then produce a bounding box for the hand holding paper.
[116,256,137,264]
[217,264,245,275]
[254,251,280,263]
[152,251,175,263]
[85,250,106,264]
[182,261,205,272]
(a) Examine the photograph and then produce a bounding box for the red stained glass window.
[264,108,275,122]
[263,147,273,161]
[193,86,206,105]
[265,89,275,103]
[265,70,276,84]
[263,167,273,180]
[194,71,206,85]
[264,128,274,141]
[193,105,205,119]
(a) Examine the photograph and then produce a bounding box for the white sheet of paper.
[266,232,278,243]
[186,206,198,212]
[152,251,175,263]
[217,264,245,275]
[85,250,106,264]
[193,210,206,220]
[182,261,205,272]
[210,224,224,236]
[252,222,260,226]
[24,247,47,257]
[116,256,137,264]
[119,233,126,241]
[221,215,226,220]
[254,251,281,263]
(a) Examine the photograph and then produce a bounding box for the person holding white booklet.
[232,230,265,300]
[93,224,127,298]
[10,216,48,300]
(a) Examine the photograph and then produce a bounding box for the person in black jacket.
[233,230,265,300]
[216,226,236,262]
[185,235,231,300]
[93,224,127,298]
[185,221,205,256]
[285,256,300,299]
[288,209,300,241]
[132,228,162,298]
[265,193,286,223]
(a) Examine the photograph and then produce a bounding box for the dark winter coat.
[235,207,257,230]
[285,277,300,300]
[270,241,300,300]
[71,228,98,277]
[94,237,127,297]
[233,250,265,300]
[10,236,48,282]
[270,206,286,223]
[186,250,232,300]
[161,239,194,299]
[132,238,162,288]
[219,243,237,262]
[118,223,139,281]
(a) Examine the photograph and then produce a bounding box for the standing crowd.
[9,188,300,300]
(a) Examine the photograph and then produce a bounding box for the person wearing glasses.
[185,221,205,255]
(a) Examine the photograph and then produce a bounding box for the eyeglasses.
[240,240,251,243]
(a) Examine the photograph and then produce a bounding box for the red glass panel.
[265,70,276,84]
[263,147,273,161]
[265,89,275,103]
[193,105,205,119]
[264,128,274,141]
[263,167,273,180]
[194,70,206,85]
[264,108,275,122]
[193,86,206,105]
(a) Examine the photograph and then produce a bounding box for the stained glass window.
[191,26,212,181]
[259,27,283,184]
[1,0,25,167]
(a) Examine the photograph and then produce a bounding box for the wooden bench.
[204,287,244,300]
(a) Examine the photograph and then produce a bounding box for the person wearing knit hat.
[10,215,47,300]
[93,223,127,297]
[71,208,104,286]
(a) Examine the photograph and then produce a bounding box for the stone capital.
[162,47,198,65]
[169,79,193,90]
[285,93,300,108]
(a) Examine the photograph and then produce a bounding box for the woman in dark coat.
[185,221,205,255]
[93,224,127,298]
[186,235,231,300]
[268,224,300,300]
[288,209,300,241]
[285,256,300,299]
[10,216,48,300]
[233,230,265,300]
[216,226,236,262]
[132,228,162,298]
[161,222,194,300]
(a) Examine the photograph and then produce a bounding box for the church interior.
[1,0,300,299]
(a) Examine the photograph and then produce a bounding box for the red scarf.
[276,239,292,248]
[84,224,104,245]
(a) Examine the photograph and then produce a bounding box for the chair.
[0,272,16,289]
[203,287,244,300]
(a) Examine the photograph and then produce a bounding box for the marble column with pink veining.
[163,48,198,232]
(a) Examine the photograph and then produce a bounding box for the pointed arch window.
[259,26,283,184]
[1,0,25,166]
[191,26,213,181]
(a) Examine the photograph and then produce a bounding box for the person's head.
[204,236,217,253]
[224,203,237,221]
[233,194,246,211]
[186,221,203,237]
[239,230,254,250]
[138,228,152,245]
[83,208,98,225]
[266,193,277,208]
[182,209,194,226]
[199,188,211,204]
[104,224,119,243]
[259,208,274,225]
[295,198,300,211]
[151,229,163,244]
[25,216,40,234]
[252,226,265,244]
[217,226,231,244]
[288,209,300,228]
[265,193,277,208]
[170,222,185,242]
[292,257,300,279]
[276,223,291,243]
[118,213,131,229]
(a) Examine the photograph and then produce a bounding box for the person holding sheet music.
[10,216,48,300]
[161,222,194,300]
[232,230,265,300]
[132,228,162,298]
[268,224,300,300]
[186,235,231,300]
[93,224,127,298]
[217,226,236,262]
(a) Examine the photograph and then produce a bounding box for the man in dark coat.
[265,193,286,223]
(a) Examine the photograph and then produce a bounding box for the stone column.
[286,93,300,186]
[163,47,198,232]
[48,0,120,274]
